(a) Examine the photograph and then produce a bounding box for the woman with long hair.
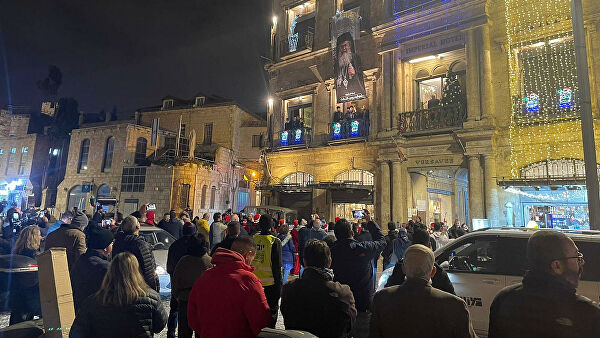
[12,225,42,258]
[70,252,167,337]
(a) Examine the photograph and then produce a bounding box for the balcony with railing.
[398,104,466,136]
[280,27,314,59]
[329,117,370,142]
[277,127,311,149]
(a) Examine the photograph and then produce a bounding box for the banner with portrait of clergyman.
[331,9,366,103]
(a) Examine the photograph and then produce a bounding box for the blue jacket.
[298,226,327,261]
[330,221,386,312]
[46,220,62,236]
[278,234,296,266]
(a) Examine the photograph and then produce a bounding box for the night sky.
[0,0,272,116]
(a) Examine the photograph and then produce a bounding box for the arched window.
[201,185,208,209]
[97,184,111,198]
[78,139,90,173]
[282,172,314,186]
[134,137,148,165]
[334,169,374,185]
[210,186,217,209]
[102,137,115,172]
[67,185,87,211]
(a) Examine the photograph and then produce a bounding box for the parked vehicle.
[377,228,600,337]
[139,226,176,298]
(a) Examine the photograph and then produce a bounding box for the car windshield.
[155,231,175,249]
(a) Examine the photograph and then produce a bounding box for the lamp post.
[571,0,600,230]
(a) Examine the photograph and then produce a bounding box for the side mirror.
[440,261,450,270]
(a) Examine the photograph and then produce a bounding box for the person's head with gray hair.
[402,244,436,281]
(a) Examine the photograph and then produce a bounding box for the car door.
[436,235,503,335]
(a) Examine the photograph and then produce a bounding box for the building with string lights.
[261,0,600,229]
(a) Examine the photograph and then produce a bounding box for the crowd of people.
[1,201,599,337]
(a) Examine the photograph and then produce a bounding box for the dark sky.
[0,0,271,116]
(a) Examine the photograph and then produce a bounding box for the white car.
[377,228,600,337]
[139,226,176,299]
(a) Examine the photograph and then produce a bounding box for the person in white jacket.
[432,222,451,248]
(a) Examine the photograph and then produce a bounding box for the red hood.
[211,248,255,272]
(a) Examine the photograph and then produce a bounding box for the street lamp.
[571,0,600,230]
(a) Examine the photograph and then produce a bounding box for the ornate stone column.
[480,25,494,121]
[391,161,404,223]
[483,154,500,226]
[468,155,484,224]
[378,161,391,223]
[466,28,481,122]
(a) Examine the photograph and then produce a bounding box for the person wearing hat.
[45,210,88,269]
[70,227,114,311]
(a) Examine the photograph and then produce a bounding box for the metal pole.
[571,0,600,230]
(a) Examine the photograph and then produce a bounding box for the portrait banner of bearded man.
[334,31,366,103]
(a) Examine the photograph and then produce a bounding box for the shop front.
[0,179,32,210]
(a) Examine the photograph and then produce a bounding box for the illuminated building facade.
[55,95,266,216]
[263,0,600,229]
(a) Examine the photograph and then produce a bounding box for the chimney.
[78,111,85,126]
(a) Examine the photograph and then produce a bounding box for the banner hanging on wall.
[331,9,366,103]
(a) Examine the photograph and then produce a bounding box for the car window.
[155,231,175,250]
[445,237,498,274]
[498,237,528,276]
[575,240,600,282]
[140,232,156,245]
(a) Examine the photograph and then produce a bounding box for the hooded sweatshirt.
[187,249,272,338]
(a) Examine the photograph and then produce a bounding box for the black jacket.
[166,234,206,275]
[448,225,465,239]
[210,236,236,256]
[69,288,168,338]
[330,221,386,312]
[70,250,110,311]
[385,259,455,295]
[489,271,600,337]
[381,230,399,268]
[113,231,159,292]
[159,211,183,240]
[281,267,357,338]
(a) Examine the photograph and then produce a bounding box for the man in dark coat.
[281,239,356,338]
[381,222,399,270]
[298,217,327,270]
[165,225,204,338]
[449,219,465,239]
[112,216,159,292]
[385,228,455,295]
[211,221,240,255]
[371,245,474,338]
[489,231,600,337]
[159,210,183,240]
[45,210,88,269]
[330,215,386,338]
[172,235,212,338]
[71,227,114,311]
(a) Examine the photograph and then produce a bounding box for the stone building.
[55,94,266,216]
[263,0,600,229]
[0,110,49,208]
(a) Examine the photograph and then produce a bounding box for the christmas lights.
[504,0,583,178]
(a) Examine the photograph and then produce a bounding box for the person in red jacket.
[290,219,300,275]
[187,236,272,338]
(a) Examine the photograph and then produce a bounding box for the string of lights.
[504,0,583,178]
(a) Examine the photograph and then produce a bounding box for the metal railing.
[398,104,466,134]
[329,118,370,141]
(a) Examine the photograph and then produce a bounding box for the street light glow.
[272,16,277,25]
[268,98,274,106]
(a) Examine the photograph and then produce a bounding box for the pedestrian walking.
[370,245,474,338]
[70,252,168,338]
[489,231,600,337]
[281,239,356,338]
[209,212,226,249]
[187,236,272,337]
